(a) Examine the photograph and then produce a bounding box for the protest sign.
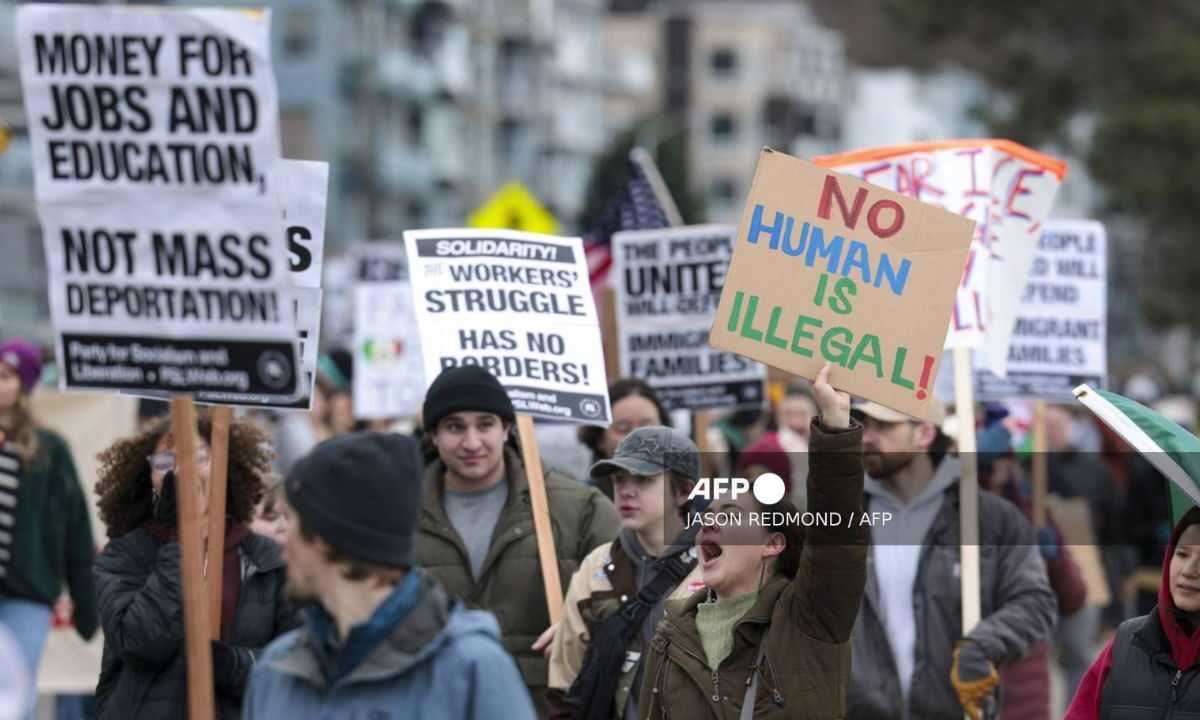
[16,5,280,204]
[813,140,1066,377]
[976,219,1107,401]
[193,160,328,408]
[282,159,327,290]
[353,282,425,420]
[404,229,611,424]
[708,148,974,419]
[17,4,298,397]
[612,225,766,411]
[349,242,425,420]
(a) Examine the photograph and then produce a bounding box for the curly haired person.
[92,410,298,719]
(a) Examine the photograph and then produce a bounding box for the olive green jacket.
[638,420,868,720]
[414,437,621,694]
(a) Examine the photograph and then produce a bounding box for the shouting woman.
[638,362,867,719]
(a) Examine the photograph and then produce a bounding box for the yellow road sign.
[467,182,558,234]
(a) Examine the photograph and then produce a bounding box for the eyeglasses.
[146,447,211,473]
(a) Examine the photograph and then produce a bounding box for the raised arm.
[786,363,869,644]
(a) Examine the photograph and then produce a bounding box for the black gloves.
[154,471,178,524]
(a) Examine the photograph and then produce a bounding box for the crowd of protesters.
[0,335,1198,719]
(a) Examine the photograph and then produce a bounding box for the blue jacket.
[244,574,535,720]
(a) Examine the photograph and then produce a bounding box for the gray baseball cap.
[589,426,700,481]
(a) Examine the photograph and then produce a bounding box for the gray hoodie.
[862,456,960,703]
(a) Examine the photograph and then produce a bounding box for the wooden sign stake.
[207,406,233,638]
[169,396,215,719]
[516,414,564,623]
[600,286,620,383]
[693,410,712,479]
[953,346,982,636]
[1031,400,1048,529]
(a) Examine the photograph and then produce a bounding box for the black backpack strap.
[619,551,695,622]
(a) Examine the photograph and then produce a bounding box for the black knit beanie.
[423,365,516,431]
[284,431,423,567]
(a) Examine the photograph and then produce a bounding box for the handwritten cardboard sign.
[709,148,974,419]
[814,140,1066,377]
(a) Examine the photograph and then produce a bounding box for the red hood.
[1158,506,1200,669]
[736,433,793,494]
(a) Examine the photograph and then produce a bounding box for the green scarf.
[695,590,759,670]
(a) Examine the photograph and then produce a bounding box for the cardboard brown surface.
[1047,495,1113,608]
[709,149,974,418]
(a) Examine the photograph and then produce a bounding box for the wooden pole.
[953,347,982,636]
[692,410,712,479]
[516,414,564,623]
[600,286,620,383]
[169,397,215,720]
[1031,401,1048,529]
[207,406,233,638]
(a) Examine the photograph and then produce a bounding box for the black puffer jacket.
[93,525,299,719]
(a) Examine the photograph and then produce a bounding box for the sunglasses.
[146,446,211,473]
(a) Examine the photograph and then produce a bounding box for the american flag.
[583,150,676,287]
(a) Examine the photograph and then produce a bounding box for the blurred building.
[195,0,608,240]
[0,0,611,342]
[0,1,46,343]
[604,0,848,223]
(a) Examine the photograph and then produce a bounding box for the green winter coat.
[2,429,98,639]
[414,436,621,706]
[638,420,868,720]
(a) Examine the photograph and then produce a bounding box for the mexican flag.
[1074,384,1200,523]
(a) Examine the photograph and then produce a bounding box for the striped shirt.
[0,444,19,580]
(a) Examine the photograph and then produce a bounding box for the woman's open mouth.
[699,541,723,569]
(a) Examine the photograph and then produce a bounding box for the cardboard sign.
[17,5,299,397]
[351,242,425,420]
[468,182,558,234]
[404,229,611,424]
[709,149,974,419]
[976,219,1107,401]
[813,140,1066,377]
[612,225,766,411]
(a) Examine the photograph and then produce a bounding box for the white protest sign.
[976,219,1107,401]
[612,225,766,411]
[814,140,1066,377]
[404,229,612,425]
[17,5,280,204]
[195,160,328,408]
[282,160,327,290]
[17,4,299,397]
[351,242,425,420]
[353,283,424,420]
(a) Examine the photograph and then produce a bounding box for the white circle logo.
[752,473,786,505]
[579,398,602,418]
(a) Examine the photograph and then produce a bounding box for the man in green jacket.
[414,366,621,717]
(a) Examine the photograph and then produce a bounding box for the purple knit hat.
[0,339,44,393]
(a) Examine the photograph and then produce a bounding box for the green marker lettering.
[890,346,916,389]
[740,295,764,342]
